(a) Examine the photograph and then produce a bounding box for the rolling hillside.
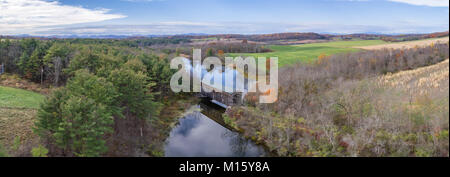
[355,37,449,50]
[228,40,388,67]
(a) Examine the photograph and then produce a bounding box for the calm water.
[164,101,268,157]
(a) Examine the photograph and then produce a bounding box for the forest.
[0,38,183,156]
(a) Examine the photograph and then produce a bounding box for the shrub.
[31,145,49,157]
[0,143,8,157]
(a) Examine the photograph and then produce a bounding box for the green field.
[192,37,218,42]
[228,40,388,67]
[0,86,45,109]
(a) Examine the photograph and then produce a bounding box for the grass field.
[0,86,45,109]
[228,40,388,67]
[0,86,44,156]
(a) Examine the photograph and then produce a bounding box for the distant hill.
[165,31,449,42]
[2,31,448,43]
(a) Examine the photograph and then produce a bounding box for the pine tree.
[35,70,119,157]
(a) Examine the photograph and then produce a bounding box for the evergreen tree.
[35,70,119,157]
[107,68,159,118]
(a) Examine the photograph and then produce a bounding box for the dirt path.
[355,37,449,50]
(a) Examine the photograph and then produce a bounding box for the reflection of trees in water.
[199,101,233,129]
[198,100,266,157]
[173,112,202,136]
[222,131,251,157]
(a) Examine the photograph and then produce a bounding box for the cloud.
[387,0,449,7]
[0,0,447,36]
[159,21,222,26]
[0,0,126,34]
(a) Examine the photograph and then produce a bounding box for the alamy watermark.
[170,49,278,104]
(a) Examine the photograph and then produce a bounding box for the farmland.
[356,37,449,50]
[228,40,388,67]
[379,59,449,96]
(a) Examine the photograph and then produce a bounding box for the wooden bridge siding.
[200,84,243,106]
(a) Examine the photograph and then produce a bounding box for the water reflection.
[164,102,267,157]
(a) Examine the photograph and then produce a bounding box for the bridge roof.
[180,58,256,94]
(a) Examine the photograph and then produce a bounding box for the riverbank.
[224,106,312,156]
[146,95,200,156]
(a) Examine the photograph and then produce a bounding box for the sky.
[0,0,448,36]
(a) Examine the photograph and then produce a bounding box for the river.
[164,100,269,157]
